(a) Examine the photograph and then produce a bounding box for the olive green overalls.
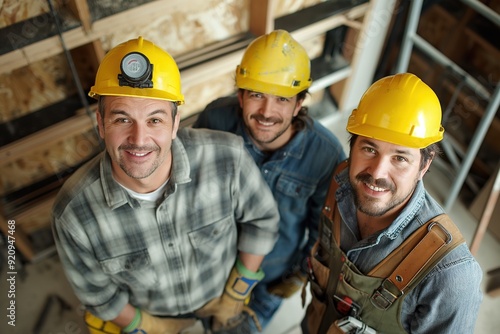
[304,164,464,334]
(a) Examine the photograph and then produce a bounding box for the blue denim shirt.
[193,96,346,282]
[335,168,483,333]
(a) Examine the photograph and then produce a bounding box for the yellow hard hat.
[346,73,444,148]
[89,36,184,105]
[236,30,312,98]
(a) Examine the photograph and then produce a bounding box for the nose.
[128,123,148,146]
[368,156,390,180]
[258,98,275,117]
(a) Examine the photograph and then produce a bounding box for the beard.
[247,114,292,146]
[350,172,415,217]
[117,144,162,179]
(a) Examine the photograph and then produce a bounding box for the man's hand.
[195,259,265,332]
[267,267,307,298]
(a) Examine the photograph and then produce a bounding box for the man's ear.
[96,110,105,139]
[172,108,181,140]
[420,152,435,179]
[293,97,304,117]
[237,90,244,108]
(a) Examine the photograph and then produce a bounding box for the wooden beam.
[291,3,369,43]
[181,50,245,89]
[0,111,96,165]
[249,0,274,35]
[67,0,93,33]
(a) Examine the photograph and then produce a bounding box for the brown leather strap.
[321,160,348,246]
[322,160,348,220]
[369,214,465,292]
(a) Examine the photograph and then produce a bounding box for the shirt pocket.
[188,215,236,266]
[99,249,157,288]
[276,174,315,212]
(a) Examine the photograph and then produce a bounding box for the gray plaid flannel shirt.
[52,127,279,320]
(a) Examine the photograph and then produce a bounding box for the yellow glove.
[85,311,121,334]
[123,308,196,334]
[267,267,307,298]
[195,259,265,332]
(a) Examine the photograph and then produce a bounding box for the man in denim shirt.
[193,30,346,332]
[303,73,483,333]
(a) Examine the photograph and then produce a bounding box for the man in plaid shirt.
[52,36,279,334]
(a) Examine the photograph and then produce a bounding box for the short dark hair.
[348,134,441,171]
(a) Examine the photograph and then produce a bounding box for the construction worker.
[52,36,280,334]
[302,73,483,333]
[193,30,346,332]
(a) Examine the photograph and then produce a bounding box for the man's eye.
[150,118,162,124]
[114,118,129,123]
[363,147,376,153]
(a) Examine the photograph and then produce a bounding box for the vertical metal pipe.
[444,84,500,210]
[394,0,424,73]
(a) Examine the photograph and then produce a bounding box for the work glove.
[123,308,196,334]
[195,259,265,332]
[267,266,307,298]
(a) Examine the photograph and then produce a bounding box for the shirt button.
[168,243,174,247]
[264,169,269,174]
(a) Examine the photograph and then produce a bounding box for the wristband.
[122,307,142,333]
[235,258,265,280]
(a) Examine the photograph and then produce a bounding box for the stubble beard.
[351,173,415,217]
[118,145,163,180]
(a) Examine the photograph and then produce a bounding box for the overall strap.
[320,160,348,246]
[317,161,348,334]
[369,214,465,310]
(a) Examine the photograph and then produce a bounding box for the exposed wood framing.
[0,0,186,74]
[67,0,92,33]
[249,0,274,35]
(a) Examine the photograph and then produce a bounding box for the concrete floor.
[1,112,499,334]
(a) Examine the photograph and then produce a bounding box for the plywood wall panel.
[0,0,49,28]
[98,0,249,58]
[0,54,75,123]
[0,128,99,196]
[181,72,237,119]
[0,0,69,28]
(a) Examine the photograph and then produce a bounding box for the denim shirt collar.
[99,137,192,209]
[235,119,307,160]
[335,166,427,241]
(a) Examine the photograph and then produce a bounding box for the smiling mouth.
[256,119,275,126]
[127,151,150,157]
[365,182,388,192]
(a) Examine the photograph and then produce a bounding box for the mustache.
[356,173,394,191]
[251,115,282,124]
[119,144,159,151]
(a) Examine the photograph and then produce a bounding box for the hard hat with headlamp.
[89,36,184,105]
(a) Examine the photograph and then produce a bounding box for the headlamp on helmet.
[118,52,153,88]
